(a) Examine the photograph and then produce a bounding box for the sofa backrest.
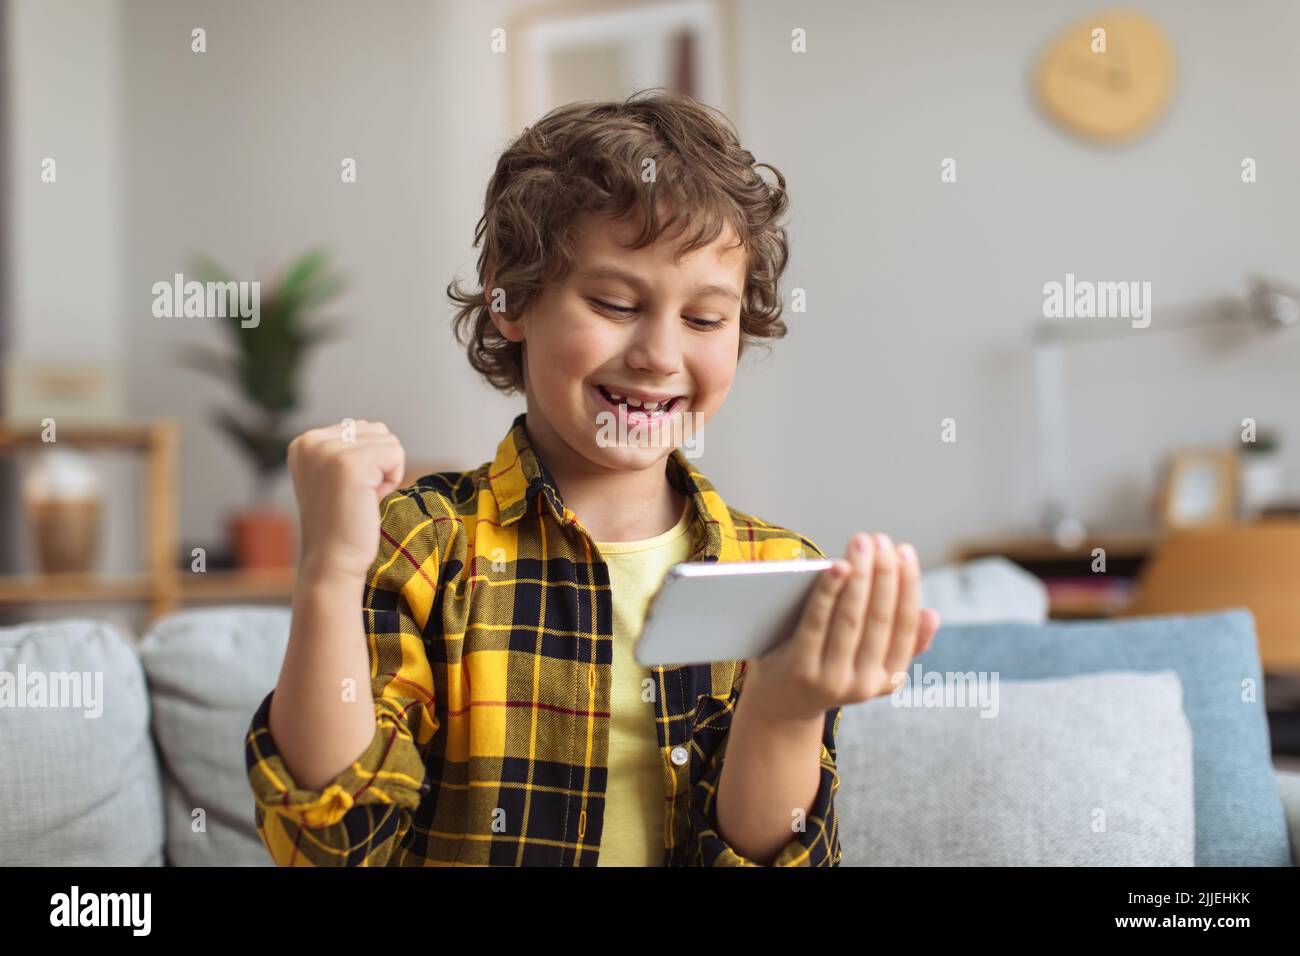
[0,617,165,866]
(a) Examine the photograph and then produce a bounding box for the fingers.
[915,608,941,655]
[822,533,874,675]
[821,535,873,676]
[364,437,406,494]
[882,543,921,679]
[313,425,404,495]
[857,533,899,675]
[789,534,936,706]
[294,419,391,452]
[345,432,401,445]
[789,559,852,662]
[336,419,390,440]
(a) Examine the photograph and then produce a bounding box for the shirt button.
[670,746,689,766]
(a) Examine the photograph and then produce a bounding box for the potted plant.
[179,247,346,568]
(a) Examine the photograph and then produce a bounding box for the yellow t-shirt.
[593,498,693,867]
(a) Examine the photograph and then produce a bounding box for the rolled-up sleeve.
[686,701,842,867]
[243,492,442,866]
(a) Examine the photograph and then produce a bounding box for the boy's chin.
[585,435,677,470]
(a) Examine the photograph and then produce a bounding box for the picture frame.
[1156,449,1239,530]
[1,358,126,426]
[506,0,737,134]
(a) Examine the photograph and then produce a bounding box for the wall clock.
[1034,10,1176,144]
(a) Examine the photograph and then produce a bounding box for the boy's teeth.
[600,385,674,412]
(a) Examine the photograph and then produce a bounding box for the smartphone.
[634,558,835,666]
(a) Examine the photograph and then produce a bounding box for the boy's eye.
[591,298,636,316]
[589,298,725,330]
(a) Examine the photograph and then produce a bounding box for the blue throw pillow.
[914,609,1290,866]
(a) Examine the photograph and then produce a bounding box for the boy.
[244,90,939,866]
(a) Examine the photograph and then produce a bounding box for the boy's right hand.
[288,419,406,582]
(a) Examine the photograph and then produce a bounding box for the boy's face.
[494,210,745,474]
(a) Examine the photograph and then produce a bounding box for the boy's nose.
[624,312,684,374]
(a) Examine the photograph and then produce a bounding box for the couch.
[0,559,1295,866]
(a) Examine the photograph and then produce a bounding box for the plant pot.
[228,508,295,569]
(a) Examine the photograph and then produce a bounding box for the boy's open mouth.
[593,383,686,421]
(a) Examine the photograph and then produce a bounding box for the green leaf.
[278,248,332,309]
[212,408,292,475]
[183,245,347,495]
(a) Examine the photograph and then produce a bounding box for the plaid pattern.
[245,412,841,866]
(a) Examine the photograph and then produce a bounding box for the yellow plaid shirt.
[244,412,842,866]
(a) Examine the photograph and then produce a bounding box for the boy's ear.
[485,277,525,343]
[483,258,530,342]
[492,311,524,343]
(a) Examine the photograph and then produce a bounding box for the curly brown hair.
[447,88,792,395]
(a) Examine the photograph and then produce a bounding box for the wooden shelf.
[0,422,161,450]
[953,532,1151,623]
[180,568,296,601]
[0,569,296,606]
[2,418,180,620]
[2,418,306,621]
[0,573,155,603]
[955,532,1154,563]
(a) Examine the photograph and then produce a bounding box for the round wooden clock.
[1034,11,1176,143]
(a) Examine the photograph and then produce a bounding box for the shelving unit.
[0,418,297,623]
[953,532,1153,619]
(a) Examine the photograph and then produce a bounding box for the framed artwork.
[1156,450,1239,530]
[507,0,737,133]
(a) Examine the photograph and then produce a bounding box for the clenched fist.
[288,418,406,582]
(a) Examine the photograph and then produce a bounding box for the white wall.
[7,0,123,362]
[4,0,138,610]
[119,0,520,568]
[722,0,1300,558]
[12,0,1300,578]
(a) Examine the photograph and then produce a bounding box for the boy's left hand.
[741,533,941,725]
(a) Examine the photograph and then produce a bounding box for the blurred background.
[3,0,1300,692]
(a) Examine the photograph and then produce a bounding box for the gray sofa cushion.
[0,617,164,866]
[922,556,1049,624]
[835,671,1195,865]
[137,606,291,866]
[913,610,1290,866]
